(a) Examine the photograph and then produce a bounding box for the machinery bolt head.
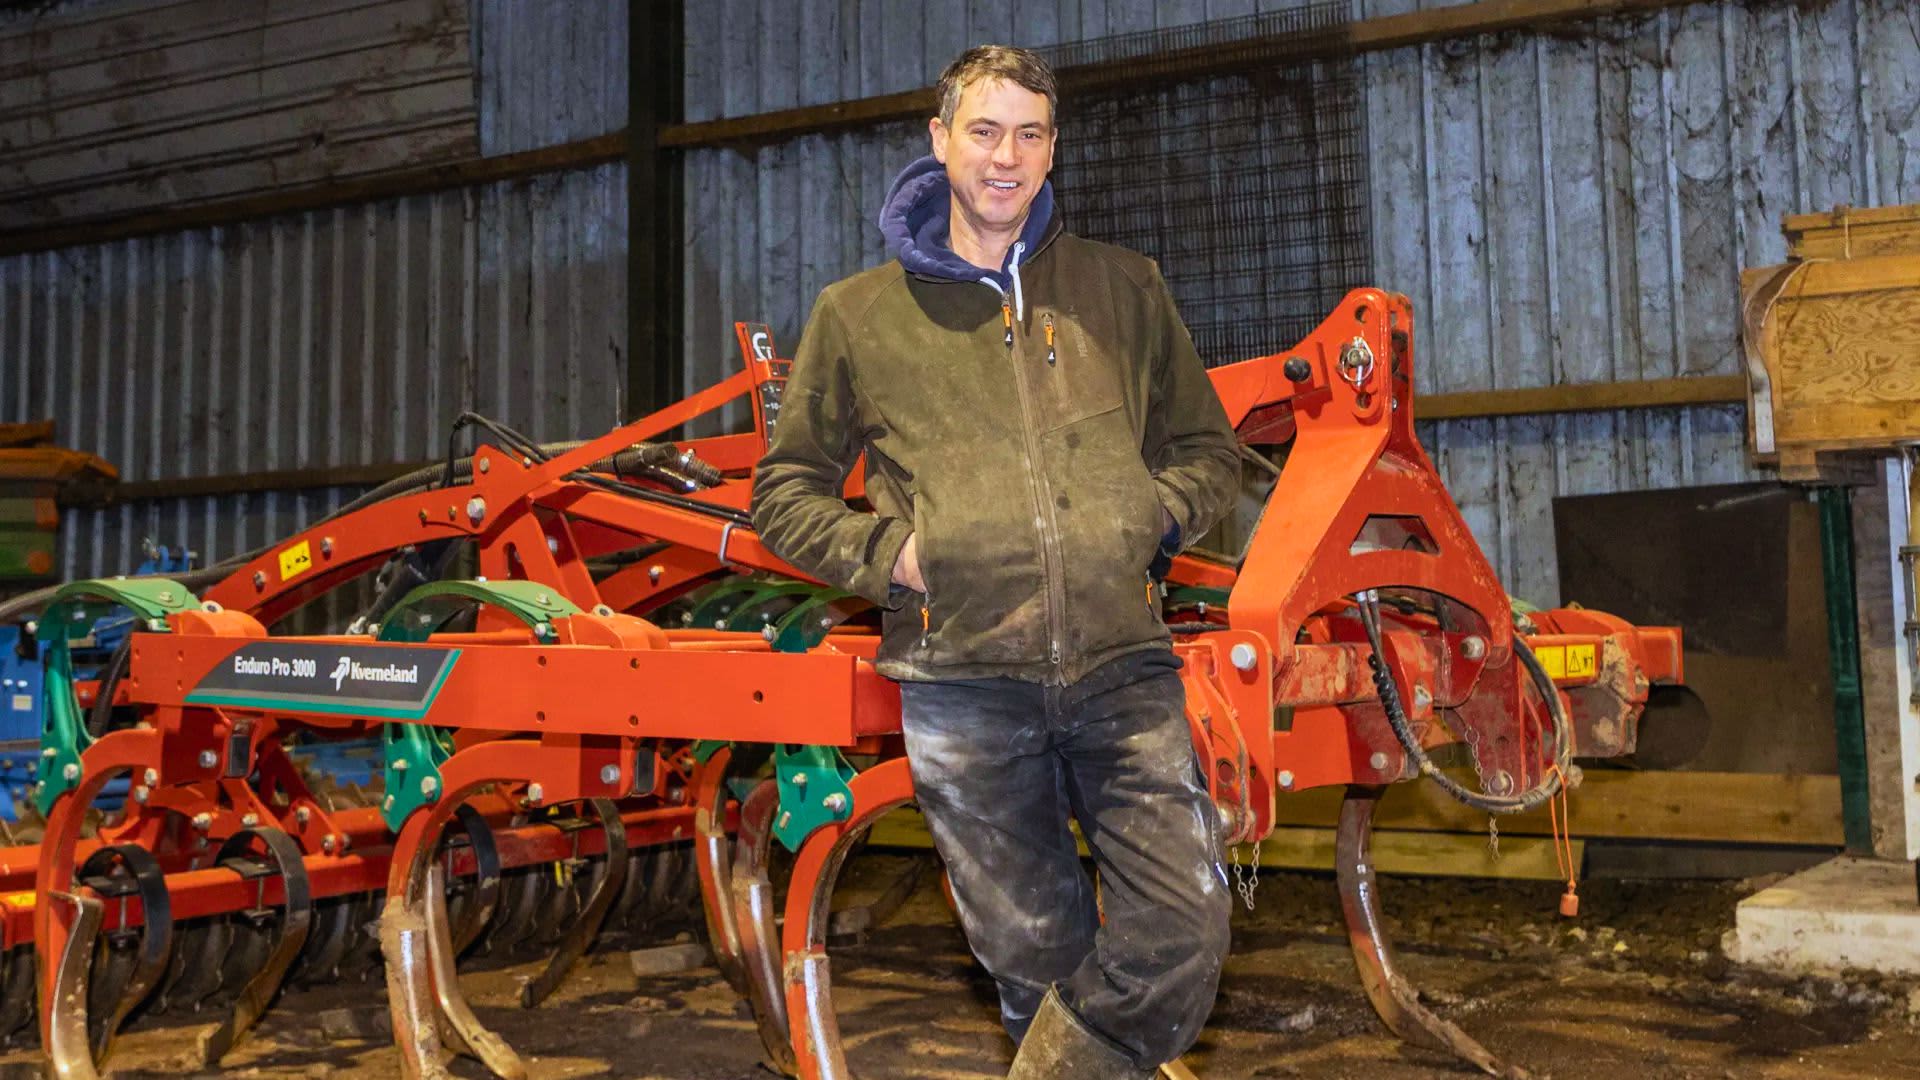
[295,807,311,825]
[791,772,807,788]
[155,590,175,605]
[647,565,663,584]
[132,785,149,803]
[535,621,553,638]
[1282,355,1313,382]
[1460,635,1487,661]
[321,835,336,854]
[761,626,776,642]
[1487,770,1515,796]
[822,793,848,813]
[1413,684,1432,710]
[197,749,217,769]
[477,456,490,473]
[534,592,551,606]
[392,758,408,771]
[143,768,158,785]
[465,496,487,524]
[592,604,614,617]
[546,536,559,553]
[1277,769,1296,790]
[21,620,33,635]
[241,813,259,827]
[1229,642,1258,672]
[320,536,334,557]
[1369,751,1389,771]
[192,813,212,831]
[40,748,55,759]
[61,763,79,781]
[526,783,544,804]
[420,776,439,798]
[201,600,222,613]
[600,764,621,786]
[252,571,266,590]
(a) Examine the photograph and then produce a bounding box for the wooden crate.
[1742,219,1920,478]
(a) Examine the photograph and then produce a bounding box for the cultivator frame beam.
[8,287,1682,1080]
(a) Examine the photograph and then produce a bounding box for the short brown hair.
[935,46,1057,129]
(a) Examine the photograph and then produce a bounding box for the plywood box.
[1785,204,1920,260]
[1741,249,1920,472]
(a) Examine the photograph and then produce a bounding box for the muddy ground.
[5,854,1918,1079]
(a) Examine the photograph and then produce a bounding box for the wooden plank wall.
[0,0,478,230]
[680,0,1920,607]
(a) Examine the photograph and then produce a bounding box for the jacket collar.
[877,155,1061,289]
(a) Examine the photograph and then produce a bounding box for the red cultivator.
[8,288,1679,1079]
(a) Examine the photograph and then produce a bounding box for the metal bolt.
[1460,635,1487,661]
[1369,752,1389,771]
[295,807,311,825]
[1413,684,1432,710]
[592,604,614,617]
[600,764,620,786]
[418,509,429,524]
[534,593,551,606]
[791,773,807,788]
[192,813,212,831]
[61,763,78,781]
[156,590,175,605]
[546,536,559,553]
[133,785,149,803]
[465,497,487,524]
[420,776,439,798]
[252,571,266,590]
[241,813,259,827]
[477,456,490,473]
[526,783,544,804]
[40,748,54,759]
[143,768,158,785]
[761,625,776,642]
[822,793,848,813]
[201,600,222,613]
[392,758,409,771]
[197,749,217,769]
[1278,769,1296,790]
[535,621,553,638]
[647,565,663,584]
[818,616,832,629]
[321,835,336,854]
[1229,643,1258,672]
[321,536,334,557]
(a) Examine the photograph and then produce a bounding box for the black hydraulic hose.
[1355,589,1570,814]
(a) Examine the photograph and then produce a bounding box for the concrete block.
[1732,855,1920,975]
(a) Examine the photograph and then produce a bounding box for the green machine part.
[35,577,201,816]
[374,579,585,829]
[772,743,858,852]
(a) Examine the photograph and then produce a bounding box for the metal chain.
[1486,816,1500,860]
[1230,839,1262,911]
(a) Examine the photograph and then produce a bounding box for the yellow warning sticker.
[277,540,313,582]
[1533,643,1597,681]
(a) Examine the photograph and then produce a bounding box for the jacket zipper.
[990,244,1067,672]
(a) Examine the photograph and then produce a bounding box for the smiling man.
[752,46,1240,1079]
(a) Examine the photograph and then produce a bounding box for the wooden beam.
[1418,374,1747,421]
[0,134,627,259]
[658,0,1702,149]
[867,807,1578,880]
[1269,769,1844,847]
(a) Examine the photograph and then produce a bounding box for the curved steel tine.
[45,889,104,1080]
[380,897,457,1080]
[696,803,748,992]
[292,897,356,988]
[158,917,230,1014]
[448,804,503,956]
[519,799,628,1008]
[1337,785,1530,1080]
[0,945,37,1043]
[423,858,526,1077]
[77,844,171,1065]
[611,847,649,935]
[199,828,314,1066]
[485,868,548,955]
[730,779,794,1073]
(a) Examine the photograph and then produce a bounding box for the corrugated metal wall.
[680,0,1920,604]
[0,0,626,586]
[0,0,478,228]
[473,0,627,154]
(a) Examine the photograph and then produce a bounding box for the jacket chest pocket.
[1032,309,1127,432]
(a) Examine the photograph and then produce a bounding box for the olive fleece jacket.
[750,156,1240,685]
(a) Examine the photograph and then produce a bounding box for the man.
[751,45,1239,1080]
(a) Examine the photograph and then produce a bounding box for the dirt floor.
[6,854,1920,1080]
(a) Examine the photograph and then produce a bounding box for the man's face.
[930,77,1056,236]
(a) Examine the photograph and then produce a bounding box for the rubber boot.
[1007,987,1156,1080]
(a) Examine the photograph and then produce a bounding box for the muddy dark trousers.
[898,649,1232,1070]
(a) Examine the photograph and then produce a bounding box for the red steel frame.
[21,289,1682,1080]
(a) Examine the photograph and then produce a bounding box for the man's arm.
[751,294,915,607]
[1141,264,1241,551]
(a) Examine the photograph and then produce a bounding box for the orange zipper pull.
[920,601,931,647]
[1002,300,1013,348]
[1044,313,1056,366]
